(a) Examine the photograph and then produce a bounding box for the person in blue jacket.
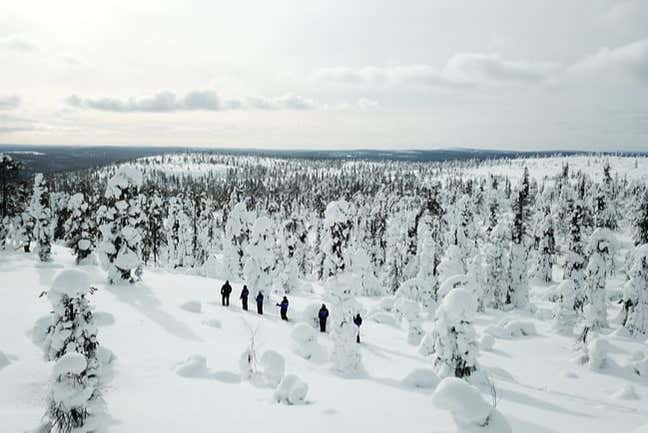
[353,313,363,343]
[240,285,249,311]
[277,296,289,321]
[318,304,329,332]
[256,291,264,315]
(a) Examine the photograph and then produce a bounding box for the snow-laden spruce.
[623,244,648,336]
[39,269,104,433]
[28,173,52,262]
[322,199,353,279]
[97,166,144,284]
[64,193,97,265]
[325,274,363,376]
[422,287,479,378]
[583,228,616,332]
[244,216,277,299]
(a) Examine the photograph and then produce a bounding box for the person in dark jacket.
[318,304,329,332]
[221,280,232,306]
[256,291,264,315]
[240,285,249,311]
[353,313,363,343]
[277,296,289,321]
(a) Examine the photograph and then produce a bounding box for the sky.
[1,0,648,151]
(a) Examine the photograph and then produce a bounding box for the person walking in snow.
[256,291,264,315]
[277,296,289,321]
[353,313,363,343]
[221,280,232,306]
[240,285,249,311]
[318,304,329,332]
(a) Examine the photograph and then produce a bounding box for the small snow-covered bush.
[260,350,286,388]
[176,354,209,378]
[274,374,308,405]
[291,323,327,363]
[401,368,440,389]
[432,377,511,433]
[180,301,202,313]
[485,320,537,339]
[613,384,639,400]
[368,310,397,326]
[587,337,611,370]
[0,350,10,370]
[479,334,495,351]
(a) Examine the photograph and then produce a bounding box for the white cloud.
[0,95,20,110]
[569,38,648,84]
[313,53,559,88]
[67,91,325,112]
[0,35,38,52]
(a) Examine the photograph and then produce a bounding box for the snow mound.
[274,374,309,405]
[299,303,321,329]
[561,370,578,379]
[260,350,285,388]
[432,377,511,433]
[485,320,536,339]
[587,338,611,370]
[291,324,327,363]
[612,384,639,400]
[180,301,202,313]
[54,352,87,376]
[176,354,209,378]
[30,315,52,348]
[368,310,397,326]
[439,288,476,322]
[631,356,648,377]
[96,346,116,367]
[48,269,91,303]
[379,296,396,312]
[0,350,10,370]
[202,318,222,328]
[94,311,115,326]
[479,334,495,351]
[401,368,440,389]
[438,274,469,299]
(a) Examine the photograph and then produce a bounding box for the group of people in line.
[220,280,363,342]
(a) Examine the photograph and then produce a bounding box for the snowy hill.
[2,153,648,433]
[1,244,648,433]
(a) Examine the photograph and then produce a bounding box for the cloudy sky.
[1,0,648,150]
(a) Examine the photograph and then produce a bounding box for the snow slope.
[1,245,648,433]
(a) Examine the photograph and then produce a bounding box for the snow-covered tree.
[623,244,648,336]
[424,288,479,378]
[531,212,556,284]
[632,190,648,247]
[563,200,587,311]
[64,193,97,265]
[553,280,577,335]
[507,185,530,308]
[583,228,615,331]
[223,198,253,279]
[484,222,509,309]
[394,297,424,345]
[41,269,103,433]
[141,192,165,266]
[244,216,277,297]
[326,274,363,375]
[97,167,144,284]
[28,173,52,262]
[322,200,353,279]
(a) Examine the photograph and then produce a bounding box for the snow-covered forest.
[2,152,648,433]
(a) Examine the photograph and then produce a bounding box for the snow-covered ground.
[2,245,648,433]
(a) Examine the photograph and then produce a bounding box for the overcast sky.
[1,0,648,151]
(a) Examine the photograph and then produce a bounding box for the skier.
[220,280,232,306]
[353,313,363,343]
[318,304,329,332]
[256,291,264,315]
[277,296,289,321]
[240,285,249,311]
